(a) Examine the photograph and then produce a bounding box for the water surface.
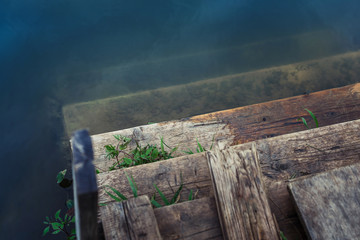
[0,1,359,239]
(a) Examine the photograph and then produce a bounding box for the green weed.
[280,231,287,240]
[184,137,214,154]
[43,200,76,240]
[104,172,138,202]
[105,135,177,171]
[103,173,194,208]
[298,108,319,129]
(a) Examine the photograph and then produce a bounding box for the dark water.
[0,0,359,239]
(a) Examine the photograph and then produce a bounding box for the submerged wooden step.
[288,163,360,240]
[96,119,360,239]
[59,29,346,108]
[63,51,360,136]
[90,83,360,171]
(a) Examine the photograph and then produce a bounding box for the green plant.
[151,174,194,208]
[184,137,214,154]
[103,173,194,208]
[56,169,73,188]
[105,135,177,170]
[297,108,319,129]
[151,182,183,208]
[104,172,138,202]
[43,200,76,239]
[280,231,287,240]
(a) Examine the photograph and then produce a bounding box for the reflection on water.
[0,0,359,239]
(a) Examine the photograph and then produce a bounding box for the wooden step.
[59,29,346,106]
[63,51,360,136]
[288,163,360,240]
[100,146,279,240]
[96,119,360,239]
[90,83,360,171]
[101,196,222,240]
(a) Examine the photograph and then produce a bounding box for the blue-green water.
[0,1,359,239]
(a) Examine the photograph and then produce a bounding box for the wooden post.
[207,145,279,240]
[72,129,98,240]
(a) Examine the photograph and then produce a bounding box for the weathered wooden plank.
[97,119,360,239]
[97,153,212,204]
[71,129,98,240]
[100,196,162,240]
[123,195,162,240]
[288,163,360,240]
[232,119,360,240]
[154,197,222,240]
[100,202,130,240]
[63,50,360,137]
[91,82,360,171]
[207,146,279,240]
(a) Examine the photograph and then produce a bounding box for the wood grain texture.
[91,120,232,171]
[100,202,130,240]
[123,195,162,240]
[288,163,360,240]
[154,197,222,240]
[232,119,360,239]
[90,83,360,172]
[207,146,279,240]
[97,153,212,205]
[98,119,360,239]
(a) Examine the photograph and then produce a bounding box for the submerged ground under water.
[0,1,360,239]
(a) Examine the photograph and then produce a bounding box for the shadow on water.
[0,0,359,239]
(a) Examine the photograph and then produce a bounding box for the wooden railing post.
[72,129,98,240]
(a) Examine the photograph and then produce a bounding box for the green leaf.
[113,135,121,141]
[170,183,183,204]
[160,137,166,156]
[54,209,61,220]
[151,196,163,208]
[52,230,61,235]
[123,157,132,165]
[56,170,67,183]
[188,189,193,201]
[297,117,309,129]
[51,222,62,230]
[99,203,107,206]
[96,169,100,174]
[184,148,194,155]
[145,147,152,156]
[70,216,75,223]
[42,226,50,236]
[280,231,287,240]
[210,135,215,150]
[66,200,74,209]
[125,172,138,197]
[304,108,319,128]
[153,184,170,205]
[46,216,50,222]
[170,146,178,155]
[105,186,127,202]
[196,139,205,152]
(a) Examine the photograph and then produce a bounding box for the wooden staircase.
[71,83,360,240]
